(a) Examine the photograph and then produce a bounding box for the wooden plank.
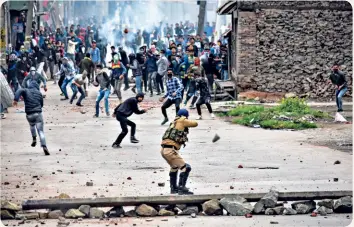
[21,191,352,210]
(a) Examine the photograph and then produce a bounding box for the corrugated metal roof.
[216,1,237,15]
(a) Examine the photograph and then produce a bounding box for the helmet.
[177,109,189,118]
[30,67,36,71]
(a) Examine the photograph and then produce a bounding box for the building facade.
[218,1,352,98]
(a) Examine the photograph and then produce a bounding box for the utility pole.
[25,0,34,42]
[197,0,207,36]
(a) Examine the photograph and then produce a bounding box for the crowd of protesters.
[1,15,230,121]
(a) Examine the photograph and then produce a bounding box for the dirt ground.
[0,84,352,226]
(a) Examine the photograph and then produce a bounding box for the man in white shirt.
[67,36,78,63]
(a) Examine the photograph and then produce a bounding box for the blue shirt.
[90,47,101,64]
[164,76,183,100]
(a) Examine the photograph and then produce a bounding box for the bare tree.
[197,1,206,36]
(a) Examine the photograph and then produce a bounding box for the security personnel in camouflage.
[161,108,198,195]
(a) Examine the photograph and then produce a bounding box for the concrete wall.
[235,2,352,98]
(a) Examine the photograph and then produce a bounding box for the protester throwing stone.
[159,68,184,125]
[13,81,50,155]
[161,108,197,195]
[111,93,147,148]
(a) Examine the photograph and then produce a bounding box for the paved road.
[1,83,352,226]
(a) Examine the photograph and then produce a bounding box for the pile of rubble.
[1,190,352,223]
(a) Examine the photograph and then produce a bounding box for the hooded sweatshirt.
[14,81,43,114]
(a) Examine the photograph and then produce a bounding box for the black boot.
[178,172,193,195]
[169,172,178,194]
[31,136,37,147]
[42,146,50,156]
[131,136,139,143]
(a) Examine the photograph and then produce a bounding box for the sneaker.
[123,86,129,91]
[210,113,215,119]
[112,143,122,148]
[60,98,69,101]
[189,105,196,109]
[42,146,50,156]
[69,100,73,104]
[156,92,161,95]
[1,114,6,119]
[161,118,169,125]
[131,87,136,94]
[150,93,153,97]
[338,109,344,112]
[106,112,110,117]
[93,114,99,118]
[196,115,202,120]
[60,93,64,96]
[76,103,83,107]
[131,137,139,143]
[119,99,123,104]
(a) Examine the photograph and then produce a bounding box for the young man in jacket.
[111,53,127,104]
[156,49,168,95]
[78,53,95,94]
[112,93,147,148]
[13,81,50,155]
[329,65,348,112]
[161,108,198,194]
[55,57,75,101]
[159,68,184,125]
[22,67,47,92]
[94,64,111,117]
[145,49,158,97]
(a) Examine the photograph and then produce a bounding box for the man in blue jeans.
[94,64,111,117]
[55,57,76,101]
[329,65,348,112]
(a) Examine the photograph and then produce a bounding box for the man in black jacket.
[118,46,129,90]
[13,81,50,155]
[112,93,147,148]
[329,65,348,112]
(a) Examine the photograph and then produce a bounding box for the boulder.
[107,206,125,218]
[179,206,199,215]
[78,205,90,217]
[38,212,48,219]
[125,210,137,217]
[64,209,85,219]
[15,212,39,220]
[317,199,334,209]
[202,199,223,215]
[89,208,105,218]
[283,208,297,215]
[219,196,253,216]
[253,189,279,214]
[1,200,21,211]
[334,196,352,213]
[135,204,158,217]
[158,209,175,216]
[273,206,285,215]
[1,210,15,219]
[58,193,70,199]
[316,206,333,216]
[265,208,275,215]
[48,210,64,219]
[291,200,316,214]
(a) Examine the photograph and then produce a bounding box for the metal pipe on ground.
[22,191,352,210]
